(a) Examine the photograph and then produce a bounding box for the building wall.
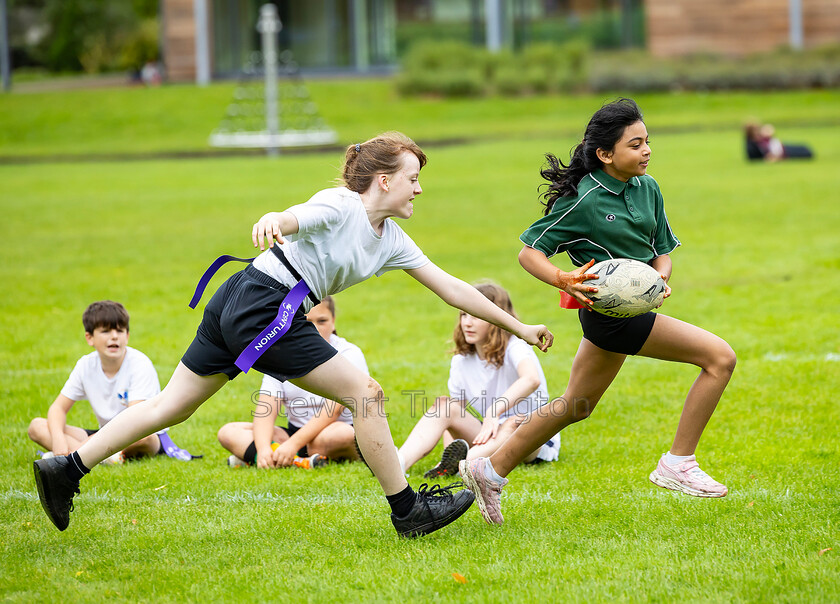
[645,0,840,57]
[161,0,199,81]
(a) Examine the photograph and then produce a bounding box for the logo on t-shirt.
[605,214,616,222]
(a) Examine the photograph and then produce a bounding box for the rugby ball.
[585,259,666,318]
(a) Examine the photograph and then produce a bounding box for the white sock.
[664,451,693,466]
[483,458,505,483]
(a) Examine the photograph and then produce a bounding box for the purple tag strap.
[234,279,312,373]
[189,254,255,309]
[157,431,200,461]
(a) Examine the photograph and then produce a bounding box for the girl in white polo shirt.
[218,296,365,468]
[397,282,560,478]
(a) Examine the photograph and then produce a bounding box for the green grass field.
[1,80,838,602]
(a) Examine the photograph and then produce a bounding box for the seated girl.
[396,283,560,478]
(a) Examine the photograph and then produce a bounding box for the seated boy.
[27,301,163,464]
[217,297,363,468]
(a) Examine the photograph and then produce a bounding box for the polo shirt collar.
[590,169,640,195]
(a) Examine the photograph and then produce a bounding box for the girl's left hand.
[271,441,297,467]
[473,416,499,446]
[657,274,671,307]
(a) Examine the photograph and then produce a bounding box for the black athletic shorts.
[578,308,657,355]
[181,265,337,382]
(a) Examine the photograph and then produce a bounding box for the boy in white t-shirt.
[27,301,162,463]
[218,296,364,468]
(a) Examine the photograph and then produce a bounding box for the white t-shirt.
[447,336,549,423]
[60,347,161,428]
[259,334,368,428]
[252,187,429,312]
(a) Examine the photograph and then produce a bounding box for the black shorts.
[181,265,337,382]
[579,309,657,355]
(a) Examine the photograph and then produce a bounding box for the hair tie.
[355,143,361,152]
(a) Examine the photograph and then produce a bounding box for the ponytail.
[539,97,644,216]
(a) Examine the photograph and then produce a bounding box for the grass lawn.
[0,83,838,602]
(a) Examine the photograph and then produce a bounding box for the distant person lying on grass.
[218,296,364,469]
[395,282,560,479]
[27,301,164,465]
[744,121,813,162]
[33,131,553,538]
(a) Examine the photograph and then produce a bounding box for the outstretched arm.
[405,262,553,352]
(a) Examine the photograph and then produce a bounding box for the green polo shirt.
[520,170,680,266]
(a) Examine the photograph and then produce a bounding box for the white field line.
[3,485,805,507]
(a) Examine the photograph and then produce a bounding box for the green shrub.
[397,41,840,98]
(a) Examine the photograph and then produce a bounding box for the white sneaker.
[227,454,249,468]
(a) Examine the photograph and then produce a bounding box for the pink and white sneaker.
[459,458,507,525]
[649,454,727,498]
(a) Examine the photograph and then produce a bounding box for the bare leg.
[75,363,228,468]
[27,419,90,453]
[398,397,481,471]
[290,354,406,495]
[122,434,162,459]
[490,338,626,476]
[216,422,290,460]
[637,314,736,455]
[308,422,357,459]
[468,419,517,459]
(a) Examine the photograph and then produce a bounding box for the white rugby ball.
[585,258,666,318]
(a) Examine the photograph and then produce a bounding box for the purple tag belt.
[189,248,316,374]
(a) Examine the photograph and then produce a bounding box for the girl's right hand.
[473,416,499,446]
[252,212,287,250]
[558,259,598,307]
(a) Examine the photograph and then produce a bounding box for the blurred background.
[2,0,838,93]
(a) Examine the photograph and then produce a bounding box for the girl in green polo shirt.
[460,98,737,525]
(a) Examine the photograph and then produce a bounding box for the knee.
[27,417,46,440]
[552,396,596,424]
[217,423,234,447]
[355,378,385,417]
[707,342,737,379]
[424,396,451,417]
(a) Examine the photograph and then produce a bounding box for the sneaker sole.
[459,460,502,525]
[423,439,468,479]
[398,490,475,538]
[649,469,727,498]
[33,460,70,531]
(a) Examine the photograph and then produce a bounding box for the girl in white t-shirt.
[36,132,554,538]
[397,283,560,478]
[217,297,365,467]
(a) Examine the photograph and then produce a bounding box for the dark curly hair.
[540,98,644,215]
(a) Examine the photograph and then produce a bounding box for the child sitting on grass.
[396,282,560,478]
[27,301,162,464]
